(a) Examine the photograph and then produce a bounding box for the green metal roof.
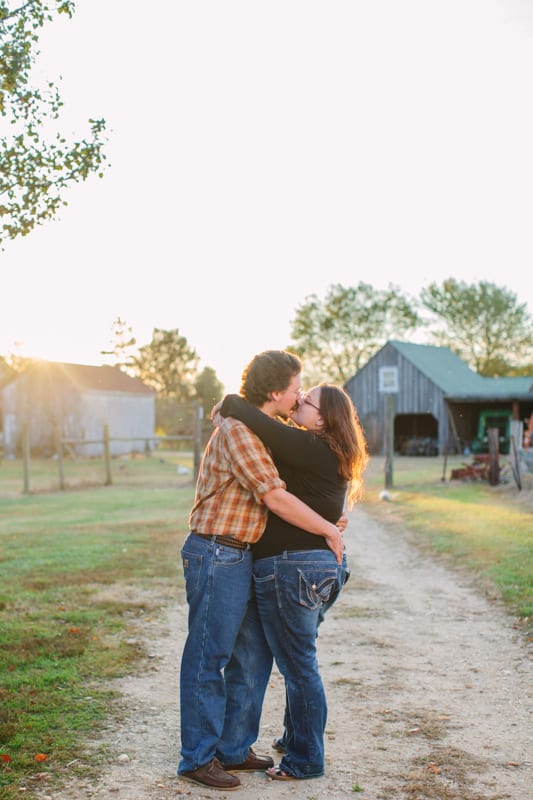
[477,376,533,398]
[389,341,533,399]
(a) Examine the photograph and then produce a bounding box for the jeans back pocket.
[297,568,338,610]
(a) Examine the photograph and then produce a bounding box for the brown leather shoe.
[222,747,274,772]
[181,757,241,790]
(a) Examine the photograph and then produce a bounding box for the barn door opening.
[395,413,438,455]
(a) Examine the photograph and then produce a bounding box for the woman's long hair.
[317,384,368,509]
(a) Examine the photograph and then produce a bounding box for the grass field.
[362,454,533,621]
[0,453,195,798]
[0,451,531,797]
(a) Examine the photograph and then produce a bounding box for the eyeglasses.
[303,397,320,412]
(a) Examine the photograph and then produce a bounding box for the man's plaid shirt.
[189,417,286,543]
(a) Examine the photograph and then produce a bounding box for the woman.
[219,383,367,780]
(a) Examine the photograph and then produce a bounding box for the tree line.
[1,279,532,438]
[288,279,533,385]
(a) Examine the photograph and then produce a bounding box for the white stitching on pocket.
[297,568,337,609]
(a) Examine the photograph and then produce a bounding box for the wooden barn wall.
[79,390,155,456]
[346,343,449,454]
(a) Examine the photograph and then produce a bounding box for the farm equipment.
[399,436,439,456]
[471,409,512,455]
[450,454,496,481]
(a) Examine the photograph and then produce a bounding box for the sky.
[2,0,533,392]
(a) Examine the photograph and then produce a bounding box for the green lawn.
[0,454,194,798]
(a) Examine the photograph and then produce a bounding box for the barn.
[0,361,156,457]
[344,340,533,456]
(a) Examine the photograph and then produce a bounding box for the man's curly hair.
[240,350,302,406]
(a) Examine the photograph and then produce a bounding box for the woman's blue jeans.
[253,549,348,778]
[178,533,273,773]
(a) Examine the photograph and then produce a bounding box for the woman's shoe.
[271,738,287,754]
[266,766,296,781]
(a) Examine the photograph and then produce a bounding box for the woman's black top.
[220,394,347,560]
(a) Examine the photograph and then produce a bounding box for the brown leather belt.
[193,532,251,551]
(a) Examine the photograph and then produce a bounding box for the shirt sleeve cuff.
[254,476,286,504]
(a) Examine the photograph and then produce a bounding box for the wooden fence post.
[509,435,522,491]
[487,427,500,486]
[193,402,203,482]
[22,422,30,495]
[55,425,65,491]
[103,424,112,486]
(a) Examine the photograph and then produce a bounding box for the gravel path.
[52,507,532,800]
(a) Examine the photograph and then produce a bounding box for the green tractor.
[471,409,512,455]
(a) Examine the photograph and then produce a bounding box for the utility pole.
[384,394,394,489]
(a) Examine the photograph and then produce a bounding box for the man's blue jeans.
[178,533,273,773]
[253,549,348,778]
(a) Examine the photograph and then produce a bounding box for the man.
[178,350,343,791]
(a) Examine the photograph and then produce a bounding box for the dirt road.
[54,507,532,800]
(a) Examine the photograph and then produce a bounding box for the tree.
[504,362,533,377]
[0,0,107,245]
[131,328,199,400]
[420,279,533,376]
[288,282,419,385]
[0,354,16,386]
[0,343,33,375]
[193,366,224,444]
[195,366,224,417]
[128,331,224,439]
[100,316,137,371]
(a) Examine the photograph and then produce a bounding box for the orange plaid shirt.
[189,417,286,543]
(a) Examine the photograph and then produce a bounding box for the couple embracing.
[177,350,367,790]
